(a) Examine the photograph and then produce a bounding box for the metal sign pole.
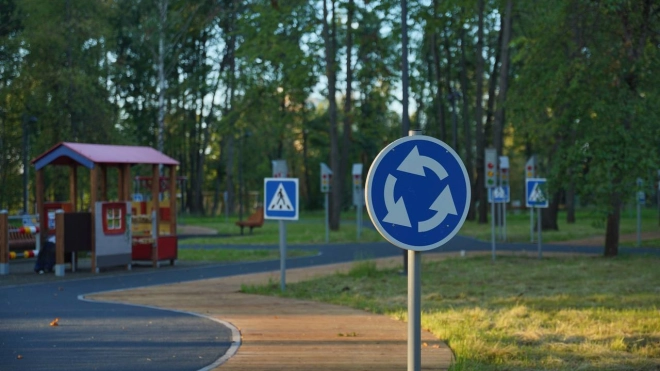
[637,200,641,247]
[503,202,507,241]
[408,250,421,371]
[325,193,329,243]
[491,197,496,261]
[537,207,542,259]
[530,208,534,242]
[279,220,286,292]
[356,205,359,240]
[357,201,362,240]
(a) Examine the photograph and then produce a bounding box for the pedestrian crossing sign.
[526,178,548,208]
[264,178,299,220]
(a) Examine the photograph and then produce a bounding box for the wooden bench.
[235,207,264,235]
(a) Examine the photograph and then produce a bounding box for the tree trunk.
[541,190,560,231]
[323,0,341,230]
[302,123,313,209]
[442,27,456,149]
[431,0,445,141]
[493,0,512,156]
[401,0,410,136]
[566,181,576,223]
[604,192,621,256]
[223,136,235,217]
[157,0,168,158]
[339,0,354,216]
[475,0,487,224]
[459,20,474,220]
[484,28,502,143]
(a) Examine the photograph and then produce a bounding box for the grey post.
[356,202,362,240]
[54,209,66,276]
[325,193,329,243]
[530,207,534,242]
[0,210,8,275]
[407,129,422,371]
[491,196,496,261]
[537,207,542,259]
[637,197,641,247]
[408,250,421,371]
[279,219,287,292]
[503,201,507,241]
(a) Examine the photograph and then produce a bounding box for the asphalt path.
[2,236,659,371]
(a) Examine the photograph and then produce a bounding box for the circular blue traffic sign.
[365,135,470,251]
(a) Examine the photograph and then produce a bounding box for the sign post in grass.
[526,178,548,259]
[366,131,471,371]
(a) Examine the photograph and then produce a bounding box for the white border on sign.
[365,135,471,251]
[263,177,299,220]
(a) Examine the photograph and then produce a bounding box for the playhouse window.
[102,203,126,235]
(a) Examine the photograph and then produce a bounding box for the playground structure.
[0,213,41,274]
[0,142,181,276]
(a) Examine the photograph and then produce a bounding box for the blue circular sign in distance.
[365,135,471,251]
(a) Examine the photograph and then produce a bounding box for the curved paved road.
[2,236,658,371]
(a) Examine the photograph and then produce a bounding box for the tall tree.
[475,0,487,224]
[510,0,660,256]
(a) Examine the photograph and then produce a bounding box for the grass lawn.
[179,214,383,246]
[243,254,660,371]
[459,208,660,245]
[177,247,316,263]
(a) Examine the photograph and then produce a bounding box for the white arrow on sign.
[383,174,412,227]
[382,145,457,232]
[399,145,456,231]
[398,146,449,179]
[419,186,456,232]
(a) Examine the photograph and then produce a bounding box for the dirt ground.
[90,256,458,371]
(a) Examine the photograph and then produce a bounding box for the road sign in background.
[488,186,510,203]
[366,135,470,251]
[499,156,509,187]
[525,156,536,178]
[264,178,299,220]
[484,148,498,188]
[320,163,332,193]
[352,163,364,206]
[526,178,548,208]
[272,159,288,178]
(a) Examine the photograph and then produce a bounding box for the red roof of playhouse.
[32,142,179,170]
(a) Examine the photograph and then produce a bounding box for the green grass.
[177,247,316,262]
[459,208,660,244]
[243,254,660,370]
[178,207,659,247]
[179,212,382,246]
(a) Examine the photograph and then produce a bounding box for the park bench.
[235,207,264,235]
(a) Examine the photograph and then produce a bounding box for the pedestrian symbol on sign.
[528,184,545,203]
[267,183,294,211]
[526,178,548,208]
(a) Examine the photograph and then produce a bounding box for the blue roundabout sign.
[365,135,471,251]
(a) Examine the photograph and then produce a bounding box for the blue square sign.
[264,178,299,220]
[488,186,510,203]
[526,178,548,208]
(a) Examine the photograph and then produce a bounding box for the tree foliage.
[0,0,657,255]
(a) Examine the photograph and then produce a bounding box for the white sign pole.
[325,193,329,243]
[530,207,534,242]
[264,178,298,293]
[279,219,286,292]
[407,130,422,371]
[356,206,362,241]
[537,207,542,259]
[491,198,496,261]
[637,200,641,247]
[636,178,644,247]
[503,201,507,241]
